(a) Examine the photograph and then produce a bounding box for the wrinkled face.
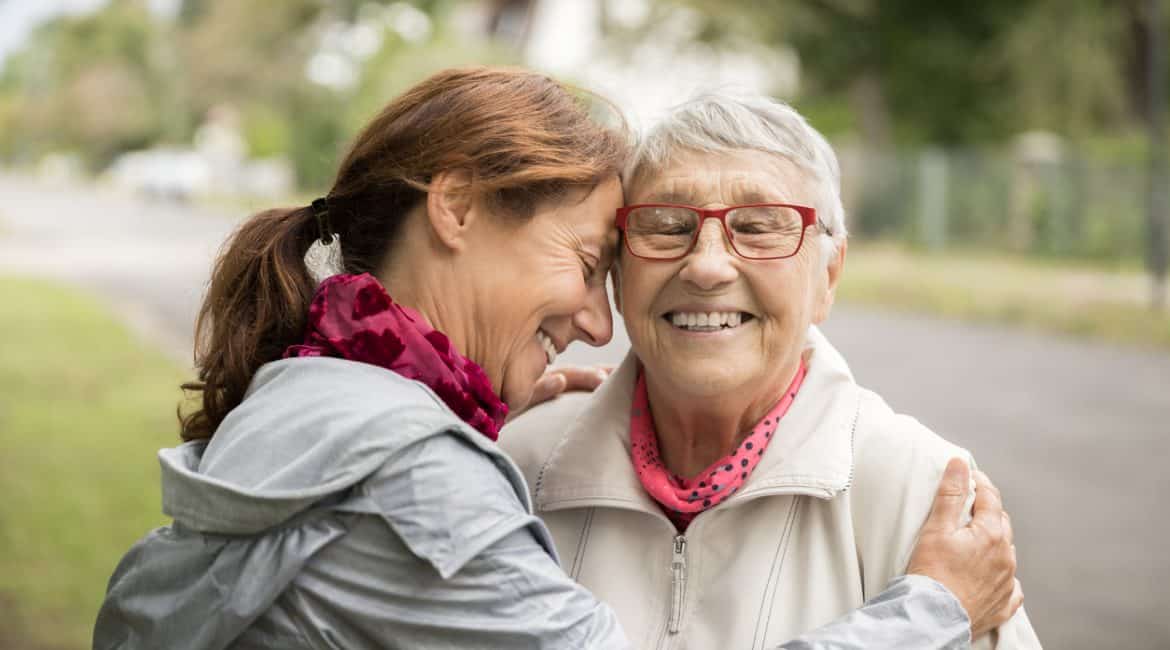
[618,150,837,401]
[472,176,623,410]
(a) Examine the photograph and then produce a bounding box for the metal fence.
[837,142,1154,264]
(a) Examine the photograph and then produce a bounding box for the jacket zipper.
[668,534,687,633]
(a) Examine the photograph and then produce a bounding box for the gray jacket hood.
[95,357,528,650]
[162,357,525,535]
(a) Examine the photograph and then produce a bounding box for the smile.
[536,329,558,364]
[663,311,756,332]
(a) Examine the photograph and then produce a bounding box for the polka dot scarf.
[629,361,807,531]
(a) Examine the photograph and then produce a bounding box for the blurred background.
[0,0,1167,648]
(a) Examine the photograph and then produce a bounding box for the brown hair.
[180,66,628,440]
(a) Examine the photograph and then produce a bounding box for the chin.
[500,367,540,412]
[663,359,755,397]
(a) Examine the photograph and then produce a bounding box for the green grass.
[839,243,1170,348]
[0,276,187,649]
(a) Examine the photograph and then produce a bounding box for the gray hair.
[625,93,848,263]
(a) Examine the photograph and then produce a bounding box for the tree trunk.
[1147,0,1168,311]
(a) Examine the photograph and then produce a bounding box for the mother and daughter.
[95,67,1035,649]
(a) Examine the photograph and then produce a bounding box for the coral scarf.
[284,273,509,440]
[630,361,807,530]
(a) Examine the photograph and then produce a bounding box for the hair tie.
[304,197,343,284]
[311,197,335,244]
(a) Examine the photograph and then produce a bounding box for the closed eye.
[580,254,600,282]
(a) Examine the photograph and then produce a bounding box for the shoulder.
[851,386,973,498]
[249,356,447,413]
[848,387,975,575]
[499,390,593,486]
[358,432,552,579]
[201,357,483,498]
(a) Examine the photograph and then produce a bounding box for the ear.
[812,238,847,324]
[425,169,475,251]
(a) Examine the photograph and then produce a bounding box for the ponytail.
[179,206,319,440]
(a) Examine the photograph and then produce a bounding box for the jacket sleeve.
[268,432,631,649]
[771,574,971,650]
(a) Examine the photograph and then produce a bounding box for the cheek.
[752,260,818,324]
[618,259,659,313]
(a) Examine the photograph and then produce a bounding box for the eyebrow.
[733,188,781,204]
[639,189,695,204]
[638,188,786,206]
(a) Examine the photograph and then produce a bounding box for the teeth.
[536,330,556,364]
[668,311,749,331]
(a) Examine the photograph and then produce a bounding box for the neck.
[378,223,476,372]
[645,353,803,478]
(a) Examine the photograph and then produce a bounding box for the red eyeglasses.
[615,203,820,260]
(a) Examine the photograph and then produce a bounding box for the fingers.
[528,372,567,407]
[973,469,1003,513]
[555,366,610,392]
[923,457,971,531]
[1009,578,1024,616]
[517,366,610,417]
[1001,510,1014,546]
[972,470,1007,540]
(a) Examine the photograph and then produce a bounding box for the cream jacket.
[502,328,1041,649]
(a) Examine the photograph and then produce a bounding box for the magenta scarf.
[284,273,509,440]
[630,361,807,530]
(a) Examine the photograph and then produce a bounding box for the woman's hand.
[509,366,613,420]
[906,458,1023,639]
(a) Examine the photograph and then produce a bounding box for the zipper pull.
[669,534,687,633]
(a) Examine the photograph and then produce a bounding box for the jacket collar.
[534,326,861,514]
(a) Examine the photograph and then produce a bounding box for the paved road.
[3,174,1167,649]
[0,175,238,361]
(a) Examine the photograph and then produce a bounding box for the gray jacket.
[94,357,969,649]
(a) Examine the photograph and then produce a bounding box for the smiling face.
[618,149,842,404]
[467,175,623,410]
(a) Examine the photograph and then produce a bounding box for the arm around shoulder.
[850,391,1041,648]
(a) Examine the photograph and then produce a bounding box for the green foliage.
[0,276,186,649]
[288,89,349,191]
[0,0,180,168]
[345,26,518,135]
[242,103,294,159]
[670,0,1163,147]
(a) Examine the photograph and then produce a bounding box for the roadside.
[0,276,186,649]
[0,173,237,365]
[839,242,1170,349]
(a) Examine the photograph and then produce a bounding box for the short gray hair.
[625,93,848,262]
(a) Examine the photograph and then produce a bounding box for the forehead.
[540,176,623,240]
[628,149,812,205]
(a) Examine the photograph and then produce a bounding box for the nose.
[571,281,615,347]
[678,218,738,290]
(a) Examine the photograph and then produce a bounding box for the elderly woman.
[503,94,1042,649]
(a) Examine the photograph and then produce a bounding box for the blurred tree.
[176,0,339,186]
[178,0,323,115]
[663,0,1158,147]
[0,0,177,168]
